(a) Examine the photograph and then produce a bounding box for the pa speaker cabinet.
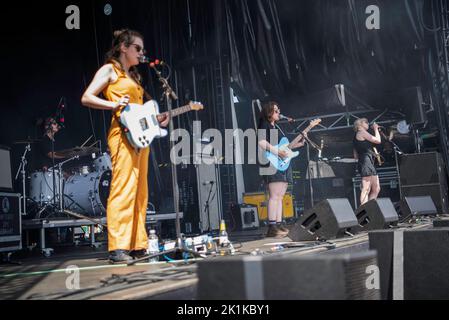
[288,198,358,241]
[399,152,448,214]
[0,193,22,252]
[230,204,259,230]
[353,198,399,232]
[197,251,380,300]
[369,228,449,300]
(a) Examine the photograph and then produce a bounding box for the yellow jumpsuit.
[103,63,149,252]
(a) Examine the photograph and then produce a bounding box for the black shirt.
[257,119,286,167]
[353,134,374,158]
[36,135,60,169]
[257,119,286,145]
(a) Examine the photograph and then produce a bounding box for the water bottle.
[218,220,229,247]
[147,229,159,263]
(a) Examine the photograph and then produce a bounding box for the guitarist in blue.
[257,101,306,238]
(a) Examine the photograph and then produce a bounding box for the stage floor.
[0,222,431,300]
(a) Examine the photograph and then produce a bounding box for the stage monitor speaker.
[400,185,447,215]
[0,146,13,192]
[288,198,358,241]
[433,218,449,228]
[399,152,448,214]
[230,204,259,230]
[369,228,449,300]
[353,198,399,232]
[197,251,380,300]
[399,196,437,219]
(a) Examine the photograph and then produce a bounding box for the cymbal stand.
[49,155,79,212]
[15,143,31,216]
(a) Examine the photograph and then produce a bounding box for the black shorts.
[357,154,377,177]
[263,166,293,184]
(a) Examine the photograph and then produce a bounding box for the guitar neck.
[288,124,314,148]
[158,105,191,120]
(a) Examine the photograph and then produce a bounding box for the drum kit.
[15,139,113,219]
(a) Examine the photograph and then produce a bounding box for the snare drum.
[64,170,111,216]
[30,170,63,204]
[93,153,112,172]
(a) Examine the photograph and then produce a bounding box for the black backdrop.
[1,0,448,212]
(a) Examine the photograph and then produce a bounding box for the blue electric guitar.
[265,118,321,171]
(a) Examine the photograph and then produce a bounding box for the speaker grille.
[345,256,380,300]
[399,152,442,185]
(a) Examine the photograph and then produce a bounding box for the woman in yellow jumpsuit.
[81,29,169,263]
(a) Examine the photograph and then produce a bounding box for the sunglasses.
[274,109,281,114]
[130,43,146,54]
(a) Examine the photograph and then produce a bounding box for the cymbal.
[57,146,100,158]
[13,139,42,144]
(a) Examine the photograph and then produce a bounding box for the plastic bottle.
[218,220,229,247]
[147,229,159,263]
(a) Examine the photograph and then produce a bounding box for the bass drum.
[64,170,111,216]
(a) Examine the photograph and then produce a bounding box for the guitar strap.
[274,123,286,138]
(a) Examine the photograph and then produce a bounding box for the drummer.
[36,117,65,171]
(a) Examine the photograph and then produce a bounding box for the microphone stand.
[306,141,314,208]
[15,143,31,216]
[203,182,215,232]
[380,130,404,199]
[49,128,57,216]
[128,62,206,265]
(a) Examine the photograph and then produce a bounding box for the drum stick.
[80,135,93,148]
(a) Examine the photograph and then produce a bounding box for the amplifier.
[243,192,295,222]
[230,204,259,230]
[0,192,22,252]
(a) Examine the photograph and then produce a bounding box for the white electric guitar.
[120,100,204,149]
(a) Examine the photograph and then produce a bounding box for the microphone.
[58,104,65,128]
[202,181,215,185]
[318,138,324,159]
[279,114,295,123]
[140,56,165,68]
[139,55,150,63]
[150,60,166,70]
[55,98,65,128]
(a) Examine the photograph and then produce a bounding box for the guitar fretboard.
[158,105,191,120]
[169,105,191,117]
